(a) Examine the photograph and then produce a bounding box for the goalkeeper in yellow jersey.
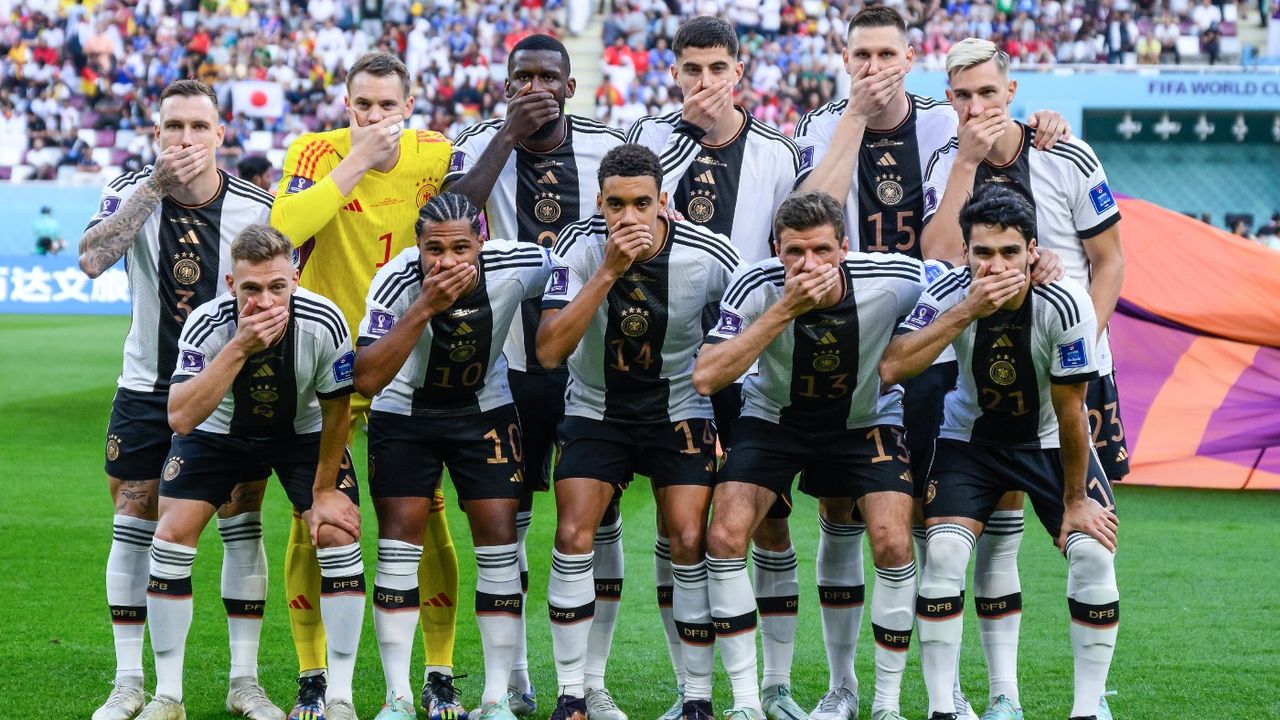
[270,52,463,720]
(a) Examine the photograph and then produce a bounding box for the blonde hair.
[945,38,1010,78]
[231,224,293,264]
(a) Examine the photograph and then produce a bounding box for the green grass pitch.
[1,314,1277,718]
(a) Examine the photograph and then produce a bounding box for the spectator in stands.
[1155,12,1183,63]
[237,155,276,193]
[1106,11,1138,63]
[1256,212,1280,245]
[32,206,65,255]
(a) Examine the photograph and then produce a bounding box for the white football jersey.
[626,109,808,265]
[897,268,1100,449]
[87,169,273,393]
[357,240,554,416]
[445,115,625,372]
[172,287,354,436]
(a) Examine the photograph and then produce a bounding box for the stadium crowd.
[0,0,567,177]
[592,0,1255,131]
[0,0,1262,180]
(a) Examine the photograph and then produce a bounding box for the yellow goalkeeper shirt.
[271,126,451,337]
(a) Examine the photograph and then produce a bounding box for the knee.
[704,521,744,561]
[669,522,708,563]
[317,524,358,548]
[218,480,267,518]
[375,510,424,545]
[1065,535,1115,581]
[112,479,159,520]
[554,521,595,555]
[818,496,854,523]
[868,524,914,568]
[923,525,975,581]
[752,517,790,550]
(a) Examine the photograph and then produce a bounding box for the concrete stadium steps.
[564,8,605,119]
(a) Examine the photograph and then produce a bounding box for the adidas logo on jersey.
[877,153,897,167]
[455,322,474,336]
[252,364,275,378]
[178,229,200,245]
[537,170,558,184]
[695,171,716,185]
[994,335,1014,348]
[629,287,647,302]
[818,331,839,346]
[342,199,364,212]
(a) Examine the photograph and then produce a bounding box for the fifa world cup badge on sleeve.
[1058,338,1089,368]
[180,350,206,373]
[547,267,569,296]
[904,304,938,329]
[333,351,355,382]
[95,196,122,219]
[715,309,743,336]
[368,310,395,336]
[799,145,814,171]
[1090,181,1116,214]
[449,151,465,173]
[286,176,314,194]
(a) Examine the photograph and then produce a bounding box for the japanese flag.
[232,81,284,119]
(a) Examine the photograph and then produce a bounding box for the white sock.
[655,536,686,688]
[816,517,864,693]
[975,511,1023,705]
[752,546,797,690]
[148,538,196,702]
[918,524,975,716]
[707,555,761,712]
[870,562,917,715]
[672,560,713,702]
[585,515,624,691]
[510,510,533,692]
[374,539,422,703]
[1065,533,1119,718]
[476,543,522,704]
[218,512,267,681]
[912,525,928,573]
[107,515,155,683]
[317,543,366,703]
[548,549,594,699]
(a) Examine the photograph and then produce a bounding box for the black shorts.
[1086,371,1131,481]
[367,405,524,501]
[710,382,742,450]
[159,431,359,511]
[553,415,716,488]
[902,361,959,496]
[509,368,568,496]
[924,439,1116,540]
[725,417,914,500]
[104,388,173,481]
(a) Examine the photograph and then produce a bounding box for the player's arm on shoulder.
[880,280,969,385]
[919,144,970,265]
[270,134,354,246]
[79,177,163,278]
[692,267,787,396]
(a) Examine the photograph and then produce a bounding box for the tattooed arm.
[78,145,205,278]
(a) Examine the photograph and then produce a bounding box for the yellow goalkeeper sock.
[418,488,459,673]
[285,511,327,673]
